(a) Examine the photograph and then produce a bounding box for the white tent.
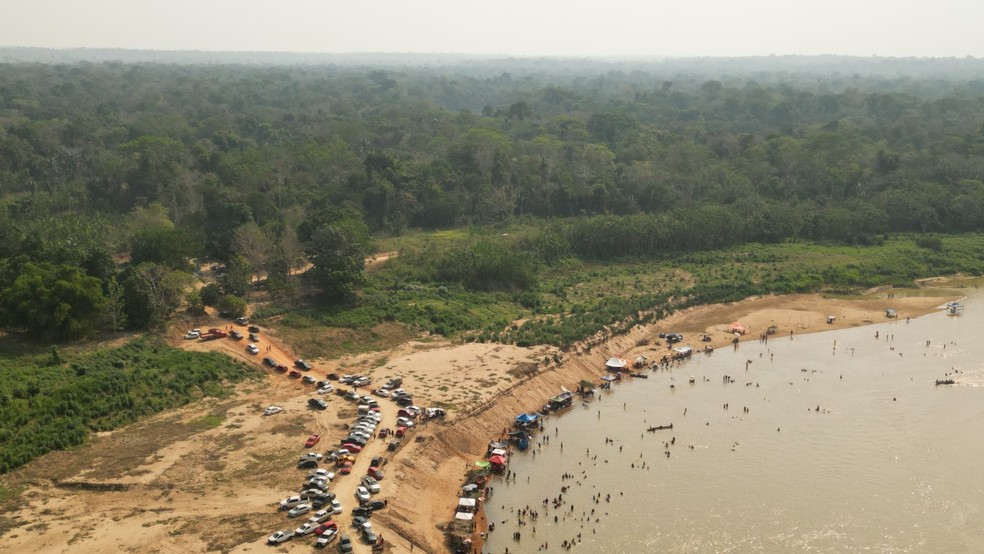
[455,512,475,521]
[605,356,627,369]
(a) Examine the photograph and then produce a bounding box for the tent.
[605,356,627,370]
[601,374,618,381]
[515,413,538,424]
[474,461,491,469]
[454,512,475,521]
[490,448,508,457]
[458,498,477,511]
[488,454,507,465]
[728,323,746,334]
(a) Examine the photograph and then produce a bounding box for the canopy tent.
[488,454,507,465]
[605,356,627,370]
[488,440,509,450]
[462,484,478,492]
[454,512,475,521]
[728,323,746,334]
[515,413,539,424]
[490,448,508,457]
[474,461,491,468]
[634,355,648,364]
[458,498,477,509]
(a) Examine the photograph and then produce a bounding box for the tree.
[199,282,223,307]
[306,219,370,302]
[130,225,196,270]
[122,263,187,328]
[230,222,271,282]
[105,276,127,336]
[185,288,204,313]
[0,262,107,340]
[217,294,247,318]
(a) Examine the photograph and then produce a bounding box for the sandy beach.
[0,289,958,553]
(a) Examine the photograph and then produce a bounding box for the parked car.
[235,316,249,325]
[388,439,401,451]
[263,356,277,367]
[367,466,384,480]
[288,504,311,518]
[344,391,360,401]
[302,375,317,384]
[289,370,302,378]
[354,486,370,503]
[184,330,200,340]
[360,476,380,494]
[338,533,353,553]
[308,469,335,481]
[396,417,415,428]
[338,462,353,475]
[263,406,283,416]
[395,396,414,407]
[317,385,334,395]
[275,364,288,373]
[666,333,684,343]
[339,375,356,384]
[279,495,303,510]
[314,527,338,548]
[295,359,313,370]
[340,443,363,453]
[229,330,243,340]
[246,343,260,354]
[353,377,371,387]
[330,499,343,514]
[327,373,339,380]
[373,388,390,397]
[384,377,403,388]
[314,521,338,534]
[267,530,294,544]
[366,499,386,511]
[351,516,370,529]
[309,509,333,524]
[248,325,260,333]
[305,434,321,447]
[297,458,318,469]
[362,526,378,544]
[425,407,447,419]
[248,332,260,342]
[294,522,317,536]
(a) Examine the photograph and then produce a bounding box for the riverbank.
[401,290,958,553]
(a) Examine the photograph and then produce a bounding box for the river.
[483,290,984,553]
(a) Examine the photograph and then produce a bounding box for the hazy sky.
[3,0,982,57]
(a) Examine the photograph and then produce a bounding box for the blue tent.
[515,413,539,424]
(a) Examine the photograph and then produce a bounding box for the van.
[387,439,401,452]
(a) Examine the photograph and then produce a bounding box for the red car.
[395,426,407,438]
[289,370,302,378]
[305,434,321,448]
[378,428,390,438]
[275,364,288,373]
[340,443,363,453]
[315,521,338,535]
[339,461,353,475]
[367,466,384,480]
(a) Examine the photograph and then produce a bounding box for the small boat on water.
[646,424,673,432]
[935,378,956,386]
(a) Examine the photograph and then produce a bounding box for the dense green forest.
[1,54,984,342]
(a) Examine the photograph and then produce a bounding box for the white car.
[314,528,338,548]
[317,385,334,395]
[184,330,201,339]
[246,343,260,354]
[396,417,415,428]
[300,452,323,461]
[361,476,381,494]
[308,469,335,481]
[330,499,342,514]
[374,388,390,397]
[287,504,311,518]
[263,406,283,416]
[308,509,333,524]
[267,530,294,544]
[294,522,317,536]
[355,486,371,503]
[279,495,303,510]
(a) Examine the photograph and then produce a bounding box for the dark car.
[387,439,401,452]
[248,332,260,341]
[297,458,318,469]
[361,526,377,544]
[295,359,313,370]
[275,364,289,373]
[235,316,248,325]
[289,370,302,378]
[351,516,368,528]
[308,398,329,410]
[395,396,413,407]
[352,506,372,518]
[248,325,260,333]
[370,456,384,468]
[327,373,339,381]
[338,534,353,553]
[666,333,683,343]
[263,356,277,367]
[229,330,243,340]
[367,499,385,511]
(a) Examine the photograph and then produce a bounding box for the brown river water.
[484,291,984,553]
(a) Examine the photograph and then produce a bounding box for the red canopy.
[488,455,507,465]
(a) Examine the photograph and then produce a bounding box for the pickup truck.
[200,328,228,341]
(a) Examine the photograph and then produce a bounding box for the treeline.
[2,59,984,338]
[0,338,257,474]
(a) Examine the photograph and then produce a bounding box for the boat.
[935,378,956,386]
[646,424,673,432]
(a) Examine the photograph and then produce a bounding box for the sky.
[2,0,983,58]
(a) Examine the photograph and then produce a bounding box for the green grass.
[0,336,260,475]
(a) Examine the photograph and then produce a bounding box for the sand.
[0,289,958,553]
